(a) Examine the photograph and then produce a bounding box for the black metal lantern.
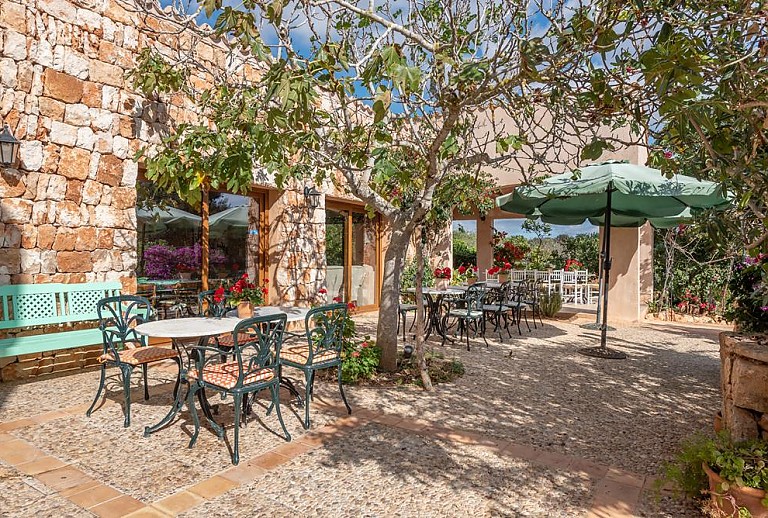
[304,186,321,210]
[0,124,20,166]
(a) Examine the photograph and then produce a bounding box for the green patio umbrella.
[209,206,247,237]
[496,160,729,359]
[137,206,202,232]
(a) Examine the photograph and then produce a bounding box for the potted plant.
[488,262,513,282]
[455,264,478,285]
[433,267,452,290]
[225,274,268,318]
[661,433,768,517]
[564,258,583,272]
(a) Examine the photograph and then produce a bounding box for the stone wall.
[720,332,768,441]
[0,0,344,379]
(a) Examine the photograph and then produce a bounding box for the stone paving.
[0,314,722,517]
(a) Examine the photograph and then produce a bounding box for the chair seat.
[281,345,338,365]
[399,304,417,312]
[215,332,253,349]
[503,303,528,310]
[448,309,484,318]
[99,346,178,366]
[188,362,275,389]
[482,304,508,312]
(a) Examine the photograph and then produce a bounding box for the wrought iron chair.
[522,279,544,328]
[87,295,181,427]
[187,313,291,465]
[482,281,516,340]
[442,283,488,350]
[506,282,531,335]
[398,292,427,342]
[280,303,351,429]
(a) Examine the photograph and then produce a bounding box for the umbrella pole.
[578,184,626,359]
[579,225,614,331]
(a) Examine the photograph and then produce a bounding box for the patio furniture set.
[485,269,598,305]
[81,293,351,465]
[399,279,546,351]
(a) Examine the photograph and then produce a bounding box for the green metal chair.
[87,295,181,427]
[280,303,351,429]
[187,313,291,465]
[442,284,488,350]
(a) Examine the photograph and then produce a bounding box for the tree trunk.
[201,185,210,291]
[378,224,413,372]
[414,226,433,390]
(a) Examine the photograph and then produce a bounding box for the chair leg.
[187,383,201,449]
[86,364,106,417]
[303,370,312,429]
[232,393,242,465]
[337,364,351,415]
[270,383,291,442]
[171,357,182,400]
[516,309,523,335]
[142,363,150,401]
[523,309,531,332]
[121,366,132,428]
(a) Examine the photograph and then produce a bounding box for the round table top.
[225,306,310,323]
[135,317,240,338]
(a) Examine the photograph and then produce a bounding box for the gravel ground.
[185,422,595,517]
[0,314,723,516]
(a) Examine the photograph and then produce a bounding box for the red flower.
[458,265,467,274]
[213,286,225,303]
[361,341,369,348]
[333,296,342,302]
[262,287,268,295]
[347,301,356,310]
[663,151,673,159]
[263,278,269,284]
[241,273,249,279]
[488,266,500,275]
[319,288,327,294]
[351,351,360,358]
[503,262,512,270]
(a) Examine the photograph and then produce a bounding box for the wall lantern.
[0,124,20,166]
[304,186,321,211]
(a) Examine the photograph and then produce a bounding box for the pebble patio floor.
[0,314,722,517]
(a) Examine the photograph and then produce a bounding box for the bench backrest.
[0,282,122,330]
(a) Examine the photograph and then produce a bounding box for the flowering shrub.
[341,336,381,384]
[492,231,526,269]
[675,291,717,315]
[453,264,478,283]
[564,259,583,271]
[143,244,176,279]
[725,254,768,332]
[488,261,512,276]
[224,273,268,306]
[433,266,452,279]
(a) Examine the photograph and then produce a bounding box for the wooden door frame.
[325,200,381,311]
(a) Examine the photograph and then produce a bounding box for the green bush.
[725,254,768,332]
[401,260,435,289]
[341,335,381,384]
[453,240,477,268]
[538,291,562,317]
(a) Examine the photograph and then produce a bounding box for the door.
[325,206,380,309]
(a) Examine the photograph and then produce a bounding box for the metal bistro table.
[406,287,465,341]
[137,317,241,437]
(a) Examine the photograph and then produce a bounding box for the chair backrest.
[463,284,486,312]
[486,281,511,310]
[304,303,347,363]
[561,271,576,283]
[229,313,286,385]
[548,270,562,282]
[523,279,541,302]
[198,289,232,317]
[576,270,589,282]
[97,296,152,357]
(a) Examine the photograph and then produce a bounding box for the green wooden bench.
[0,282,122,358]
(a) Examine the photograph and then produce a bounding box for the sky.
[453,218,597,239]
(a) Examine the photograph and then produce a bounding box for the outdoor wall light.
[0,124,20,167]
[304,185,321,211]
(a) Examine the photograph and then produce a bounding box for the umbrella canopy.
[137,206,201,232]
[496,160,730,359]
[209,206,248,236]
[525,207,694,229]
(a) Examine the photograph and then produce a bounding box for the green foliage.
[538,291,562,318]
[453,240,477,269]
[341,335,381,384]
[551,234,599,273]
[401,260,435,289]
[725,253,768,332]
[661,433,768,500]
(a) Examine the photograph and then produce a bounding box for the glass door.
[325,206,379,309]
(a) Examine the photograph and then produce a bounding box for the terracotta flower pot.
[435,278,449,291]
[466,276,477,286]
[237,302,253,319]
[498,273,510,283]
[703,462,768,517]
